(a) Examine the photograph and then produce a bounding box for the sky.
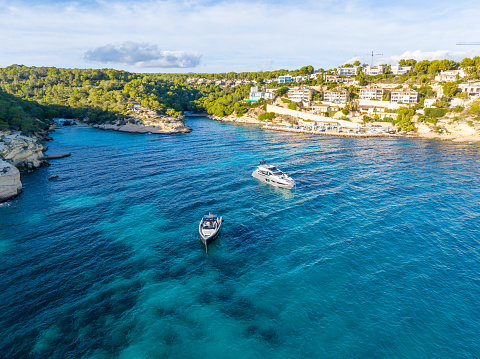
[1,0,480,73]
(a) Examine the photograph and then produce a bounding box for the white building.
[390,87,419,104]
[324,75,343,83]
[390,66,413,75]
[424,99,439,108]
[359,84,384,100]
[363,66,385,75]
[310,103,336,113]
[324,75,358,85]
[279,75,293,83]
[324,88,349,103]
[357,105,398,120]
[293,75,310,82]
[458,83,480,98]
[287,86,313,102]
[337,67,358,76]
[249,86,275,101]
[434,69,466,82]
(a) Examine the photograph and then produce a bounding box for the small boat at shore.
[199,214,222,252]
[252,160,295,190]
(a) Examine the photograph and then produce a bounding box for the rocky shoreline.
[210,109,480,143]
[0,131,71,202]
[0,160,22,202]
[0,115,192,202]
[90,117,191,134]
[209,113,261,125]
[89,110,191,134]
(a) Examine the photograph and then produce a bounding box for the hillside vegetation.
[0,65,256,133]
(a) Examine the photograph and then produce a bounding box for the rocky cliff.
[0,160,22,202]
[0,133,48,171]
[0,132,50,202]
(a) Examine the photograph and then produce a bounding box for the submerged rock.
[43,153,70,160]
[0,160,22,202]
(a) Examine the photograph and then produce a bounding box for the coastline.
[90,122,191,134]
[88,116,191,134]
[209,114,480,143]
[260,125,402,138]
[261,124,480,142]
[0,115,192,202]
[209,114,262,125]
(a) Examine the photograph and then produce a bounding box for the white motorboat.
[199,214,222,252]
[251,160,295,190]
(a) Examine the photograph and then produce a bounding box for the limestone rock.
[0,160,22,202]
[0,134,48,171]
[92,116,191,134]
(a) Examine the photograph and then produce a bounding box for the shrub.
[467,99,480,115]
[0,120,9,131]
[425,108,448,118]
[258,112,275,121]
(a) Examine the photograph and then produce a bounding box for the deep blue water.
[1,117,480,358]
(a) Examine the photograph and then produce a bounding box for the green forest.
[2,58,479,133]
[0,65,259,133]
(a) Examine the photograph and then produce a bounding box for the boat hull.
[252,170,295,189]
[199,216,222,250]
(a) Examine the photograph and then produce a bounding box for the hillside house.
[279,75,293,83]
[434,69,466,82]
[358,105,398,120]
[287,86,314,102]
[337,67,358,76]
[359,84,384,100]
[309,103,340,113]
[424,99,439,108]
[324,75,343,83]
[390,87,419,104]
[324,88,349,103]
[458,83,480,98]
[390,66,413,75]
[363,66,385,75]
[249,86,275,101]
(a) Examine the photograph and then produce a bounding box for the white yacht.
[252,160,295,190]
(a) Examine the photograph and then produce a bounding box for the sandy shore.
[260,125,480,143]
[209,114,261,124]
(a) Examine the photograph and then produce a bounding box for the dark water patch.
[220,297,257,321]
[242,324,280,346]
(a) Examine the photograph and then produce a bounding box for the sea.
[1,117,480,358]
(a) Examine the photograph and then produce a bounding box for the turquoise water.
[1,117,480,358]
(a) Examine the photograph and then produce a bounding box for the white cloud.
[375,50,478,66]
[84,42,201,68]
[1,0,480,72]
[257,60,274,71]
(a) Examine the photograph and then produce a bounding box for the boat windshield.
[272,171,283,176]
